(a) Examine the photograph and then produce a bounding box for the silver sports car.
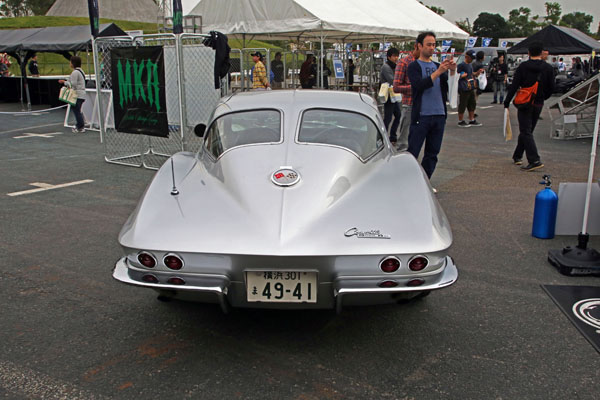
[113,90,458,312]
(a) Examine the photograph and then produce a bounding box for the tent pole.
[320,25,324,89]
[580,76,600,236]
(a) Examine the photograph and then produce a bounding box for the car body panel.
[114,90,457,311]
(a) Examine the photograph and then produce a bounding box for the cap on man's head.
[465,50,476,58]
[251,51,263,58]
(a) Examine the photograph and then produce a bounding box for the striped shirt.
[393,54,414,106]
[252,60,268,89]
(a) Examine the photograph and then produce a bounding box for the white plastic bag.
[389,87,402,103]
[477,73,487,91]
[448,72,459,109]
[378,82,389,103]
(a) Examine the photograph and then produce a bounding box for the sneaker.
[469,120,482,127]
[491,100,497,104]
[457,120,470,128]
[513,158,523,165]
[72,128,85,133]
[520,161,544,171]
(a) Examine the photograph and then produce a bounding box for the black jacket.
[504,60,554,108]
[202,31,231,89]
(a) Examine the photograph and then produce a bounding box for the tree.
[455,19,472,35]
[419,2,445,16]
[543,2,561,26]
[507,7,541,37]
[27,0,55,16]
[473,12,510,44]
[0,0,54,16]
[560,12,594,34]
[0,0,30,17]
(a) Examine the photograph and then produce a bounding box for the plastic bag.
[448,72,459,109]
[389,87,401,103]
[477,73,487,91]
[378,82,389,103]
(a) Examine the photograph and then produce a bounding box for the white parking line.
[479,106,493,109]
[13,132,64,139]
[0,123,64,135]
[7,179,94,197]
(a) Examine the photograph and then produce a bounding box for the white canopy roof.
[189,0,468,41]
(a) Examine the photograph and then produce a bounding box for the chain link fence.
[93,33,222,170]
[94,36,144,167]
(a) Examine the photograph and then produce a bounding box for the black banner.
[110,46,169,138]
[173,0,184,35]
[87,0,99,38]
[542,285,600,353]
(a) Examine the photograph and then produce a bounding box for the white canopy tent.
[189,0,468,42]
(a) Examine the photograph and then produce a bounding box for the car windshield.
[298,109,384,160]
[205,109,281,159]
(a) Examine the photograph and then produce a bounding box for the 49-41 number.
[262,282,312,300]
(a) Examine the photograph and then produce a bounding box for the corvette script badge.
[344,227,391,239]
[271,167,300,187]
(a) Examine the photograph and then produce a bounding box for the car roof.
[216,90,379,120]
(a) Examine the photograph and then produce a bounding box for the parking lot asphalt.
[0,93,599,400]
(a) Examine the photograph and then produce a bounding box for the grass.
[0,16,158,32]
[1,16,297,76]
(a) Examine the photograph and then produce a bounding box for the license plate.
[246,271,317,303]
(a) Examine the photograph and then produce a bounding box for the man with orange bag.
[504,42,554,171]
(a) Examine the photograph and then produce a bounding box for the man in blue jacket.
[407,31,456,180]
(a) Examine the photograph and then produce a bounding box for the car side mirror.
[194,124,206,137]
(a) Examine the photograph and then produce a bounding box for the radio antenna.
[170,157,179,196]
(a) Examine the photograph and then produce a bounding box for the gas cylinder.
[532,175,558,239]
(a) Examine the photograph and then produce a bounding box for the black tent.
[0,23,126,62]
[0,23,126,108]
[508,25,600,55]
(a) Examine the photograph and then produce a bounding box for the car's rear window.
[298,109,384,160]
[205,109,281,159]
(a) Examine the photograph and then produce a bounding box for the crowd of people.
[0,53,12,77]
[246,34,561,182]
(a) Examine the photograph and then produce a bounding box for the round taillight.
[164,254,183,270]
[167,277,186,285]
[408,256,428,271]
[138,252,156,268]
[378,280,398,288]
[142,274,159,283]
[407,278,425,287]
[380,257,400,273]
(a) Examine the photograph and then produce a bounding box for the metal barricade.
[178,33,222,154]
[229,49,243,92]
[93,36,144,167]
[93,33,221,170]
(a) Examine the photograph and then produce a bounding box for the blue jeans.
[72,98,85,130]
[493,81,506,102]
[408,115,446,179]
[383,100,401,142]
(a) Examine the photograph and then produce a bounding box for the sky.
[179,0,599,34]
[422,0,599,34]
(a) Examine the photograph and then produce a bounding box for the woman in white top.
[58,56,86,133]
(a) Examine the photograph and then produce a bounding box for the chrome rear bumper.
[333,256,458,313]
[112,257,230,313]
[113,255,458,313]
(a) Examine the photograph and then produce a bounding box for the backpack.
[513,72,541,109]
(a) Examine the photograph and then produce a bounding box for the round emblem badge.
[271,167,300,187]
